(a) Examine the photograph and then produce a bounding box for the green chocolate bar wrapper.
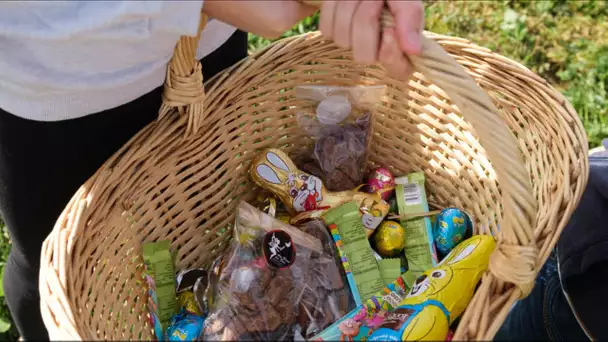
[395,172,438,287]
[143,241,179,340]
[323,201,384,303]
[378,258,401,287]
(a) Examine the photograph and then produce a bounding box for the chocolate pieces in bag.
[202,202,350,341]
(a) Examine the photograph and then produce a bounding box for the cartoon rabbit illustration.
[251,149,327,213]
[292,173,324,212]
[369,235,496,341]
[268,233,291,259]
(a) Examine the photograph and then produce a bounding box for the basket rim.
[38,30,590,341]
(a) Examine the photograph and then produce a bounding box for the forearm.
[202,0,316,39]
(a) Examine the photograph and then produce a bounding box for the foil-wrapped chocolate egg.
[372,220,405,258]
[433,208,472,257]
[367,167,395,201]
[177,291,203,316]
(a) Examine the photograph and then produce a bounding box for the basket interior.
[53,34,587,340]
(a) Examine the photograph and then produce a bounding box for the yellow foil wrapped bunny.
[250,148,389,234]
[368,235,496,341]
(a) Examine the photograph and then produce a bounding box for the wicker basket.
[39,9,589,341]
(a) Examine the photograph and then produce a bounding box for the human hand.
[203,0,317,39]
[319,0,424,80]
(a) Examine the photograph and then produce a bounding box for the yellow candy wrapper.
[250,148,389,233]
[368,235,496,341]
[178,291,203,316]
[372,221,406,258]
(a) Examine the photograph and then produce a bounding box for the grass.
[0,1,605,340]
[422,0,608,148]
[0,225,17,341]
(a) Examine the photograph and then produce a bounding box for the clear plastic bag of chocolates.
[295,85,386,192]
[202,202,354,341]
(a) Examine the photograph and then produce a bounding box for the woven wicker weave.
[39,9,588,341]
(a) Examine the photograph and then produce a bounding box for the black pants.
[0,30,247,340]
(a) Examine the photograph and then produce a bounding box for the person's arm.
[202,0,317,39]
[203,0,425,80]
[319,0,423,80]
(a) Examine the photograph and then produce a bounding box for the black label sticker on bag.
[262,230,295,269]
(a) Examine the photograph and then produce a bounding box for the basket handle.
[161,4,538,296]
[158,13,209,137]
[301,0,538,297]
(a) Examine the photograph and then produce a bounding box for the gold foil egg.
[373,220,406,258]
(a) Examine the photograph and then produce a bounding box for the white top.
[0,1,237,121]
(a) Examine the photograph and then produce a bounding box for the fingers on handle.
[352,0,383,64]
[378,28,412,79]
[332,1,360,49]
[319,1,337,39]
[386,0,424,55]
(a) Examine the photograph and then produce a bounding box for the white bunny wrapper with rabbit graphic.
[251,149,329,214]
[250,148,389,233]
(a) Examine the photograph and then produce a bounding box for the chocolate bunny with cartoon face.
[368,235,496,341]
[250,149,389,232]
[251,149,329,214]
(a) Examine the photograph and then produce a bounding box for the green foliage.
[423,0,607,147]
[248,0,607,147]
[247,14,319,53]
[0,224,18,341]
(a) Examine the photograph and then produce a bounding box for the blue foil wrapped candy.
[433,208,472,257]
[164,309,205,341]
